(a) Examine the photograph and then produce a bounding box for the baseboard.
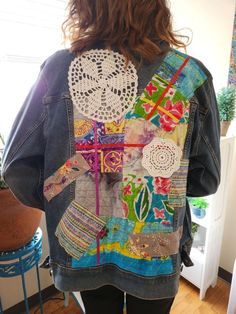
[3,284,59,314]
[218,267,232,284]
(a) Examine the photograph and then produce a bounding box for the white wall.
[170,0,235,92]
[170,0,236,273]
[220,140,236,273]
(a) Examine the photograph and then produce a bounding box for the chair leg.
[20,272,30,314]
[35,262,44,314]
[19,256,30,314]
[0,296,3,314]
[64,292,70,307]
[71,292,85,313]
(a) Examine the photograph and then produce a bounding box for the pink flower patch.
[65,160,72,167]
[123,184,132,196]
[161,220,171,225]
[146,82,157,96]
[159,100,184,132]
[153,208,165,219]
[142,103,153,114]
[122,202,129,218]
[154,177,171,195]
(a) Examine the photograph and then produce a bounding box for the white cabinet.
[181,136,235,300]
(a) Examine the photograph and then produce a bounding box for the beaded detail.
[68,49,138,122]
[142,138,182,178]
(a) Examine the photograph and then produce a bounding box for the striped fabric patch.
[55,201,106,260]
[169,160,189,208]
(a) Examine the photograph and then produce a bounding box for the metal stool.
[0,228,43,314]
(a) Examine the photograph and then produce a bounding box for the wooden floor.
[30,278,230,314]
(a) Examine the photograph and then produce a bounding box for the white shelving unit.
[181,136,235,300]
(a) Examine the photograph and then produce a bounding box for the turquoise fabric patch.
[95,217,135,248]
[159,50,207,99]
[71,251,173,277]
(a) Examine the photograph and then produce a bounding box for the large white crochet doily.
[142,138,182,178]
[68,49,138,122]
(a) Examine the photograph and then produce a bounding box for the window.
[0,0,66,140]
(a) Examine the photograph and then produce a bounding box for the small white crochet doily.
[142,138,182,178]
[68,49,138,122]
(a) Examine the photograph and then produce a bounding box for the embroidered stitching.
[127,226,183,258]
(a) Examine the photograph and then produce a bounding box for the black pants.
[80,285,175,314]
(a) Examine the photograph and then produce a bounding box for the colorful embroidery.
[44,153,90,201]
[55,201,106,260]
[142,138,182,178]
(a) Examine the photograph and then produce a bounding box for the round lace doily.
[142,138,182,178]
[68,49,138,122]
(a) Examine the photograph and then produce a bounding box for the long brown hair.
[63,0,187,63]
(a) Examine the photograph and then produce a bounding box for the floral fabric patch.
[44,153,90,201]
[131,74,189,129]
[122,175,174,225]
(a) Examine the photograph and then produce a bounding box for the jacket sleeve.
[187,77,221,197]
[2,64,48,210]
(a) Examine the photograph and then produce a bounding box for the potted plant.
[189,197,208,219]
[217,86,236,136]
[0,134,42,251]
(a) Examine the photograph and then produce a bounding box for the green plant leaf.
[217,86,236,121]
[134,185,151,221]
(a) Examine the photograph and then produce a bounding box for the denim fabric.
[2,48,221,299]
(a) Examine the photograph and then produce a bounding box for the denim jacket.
[2,48,220,299]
